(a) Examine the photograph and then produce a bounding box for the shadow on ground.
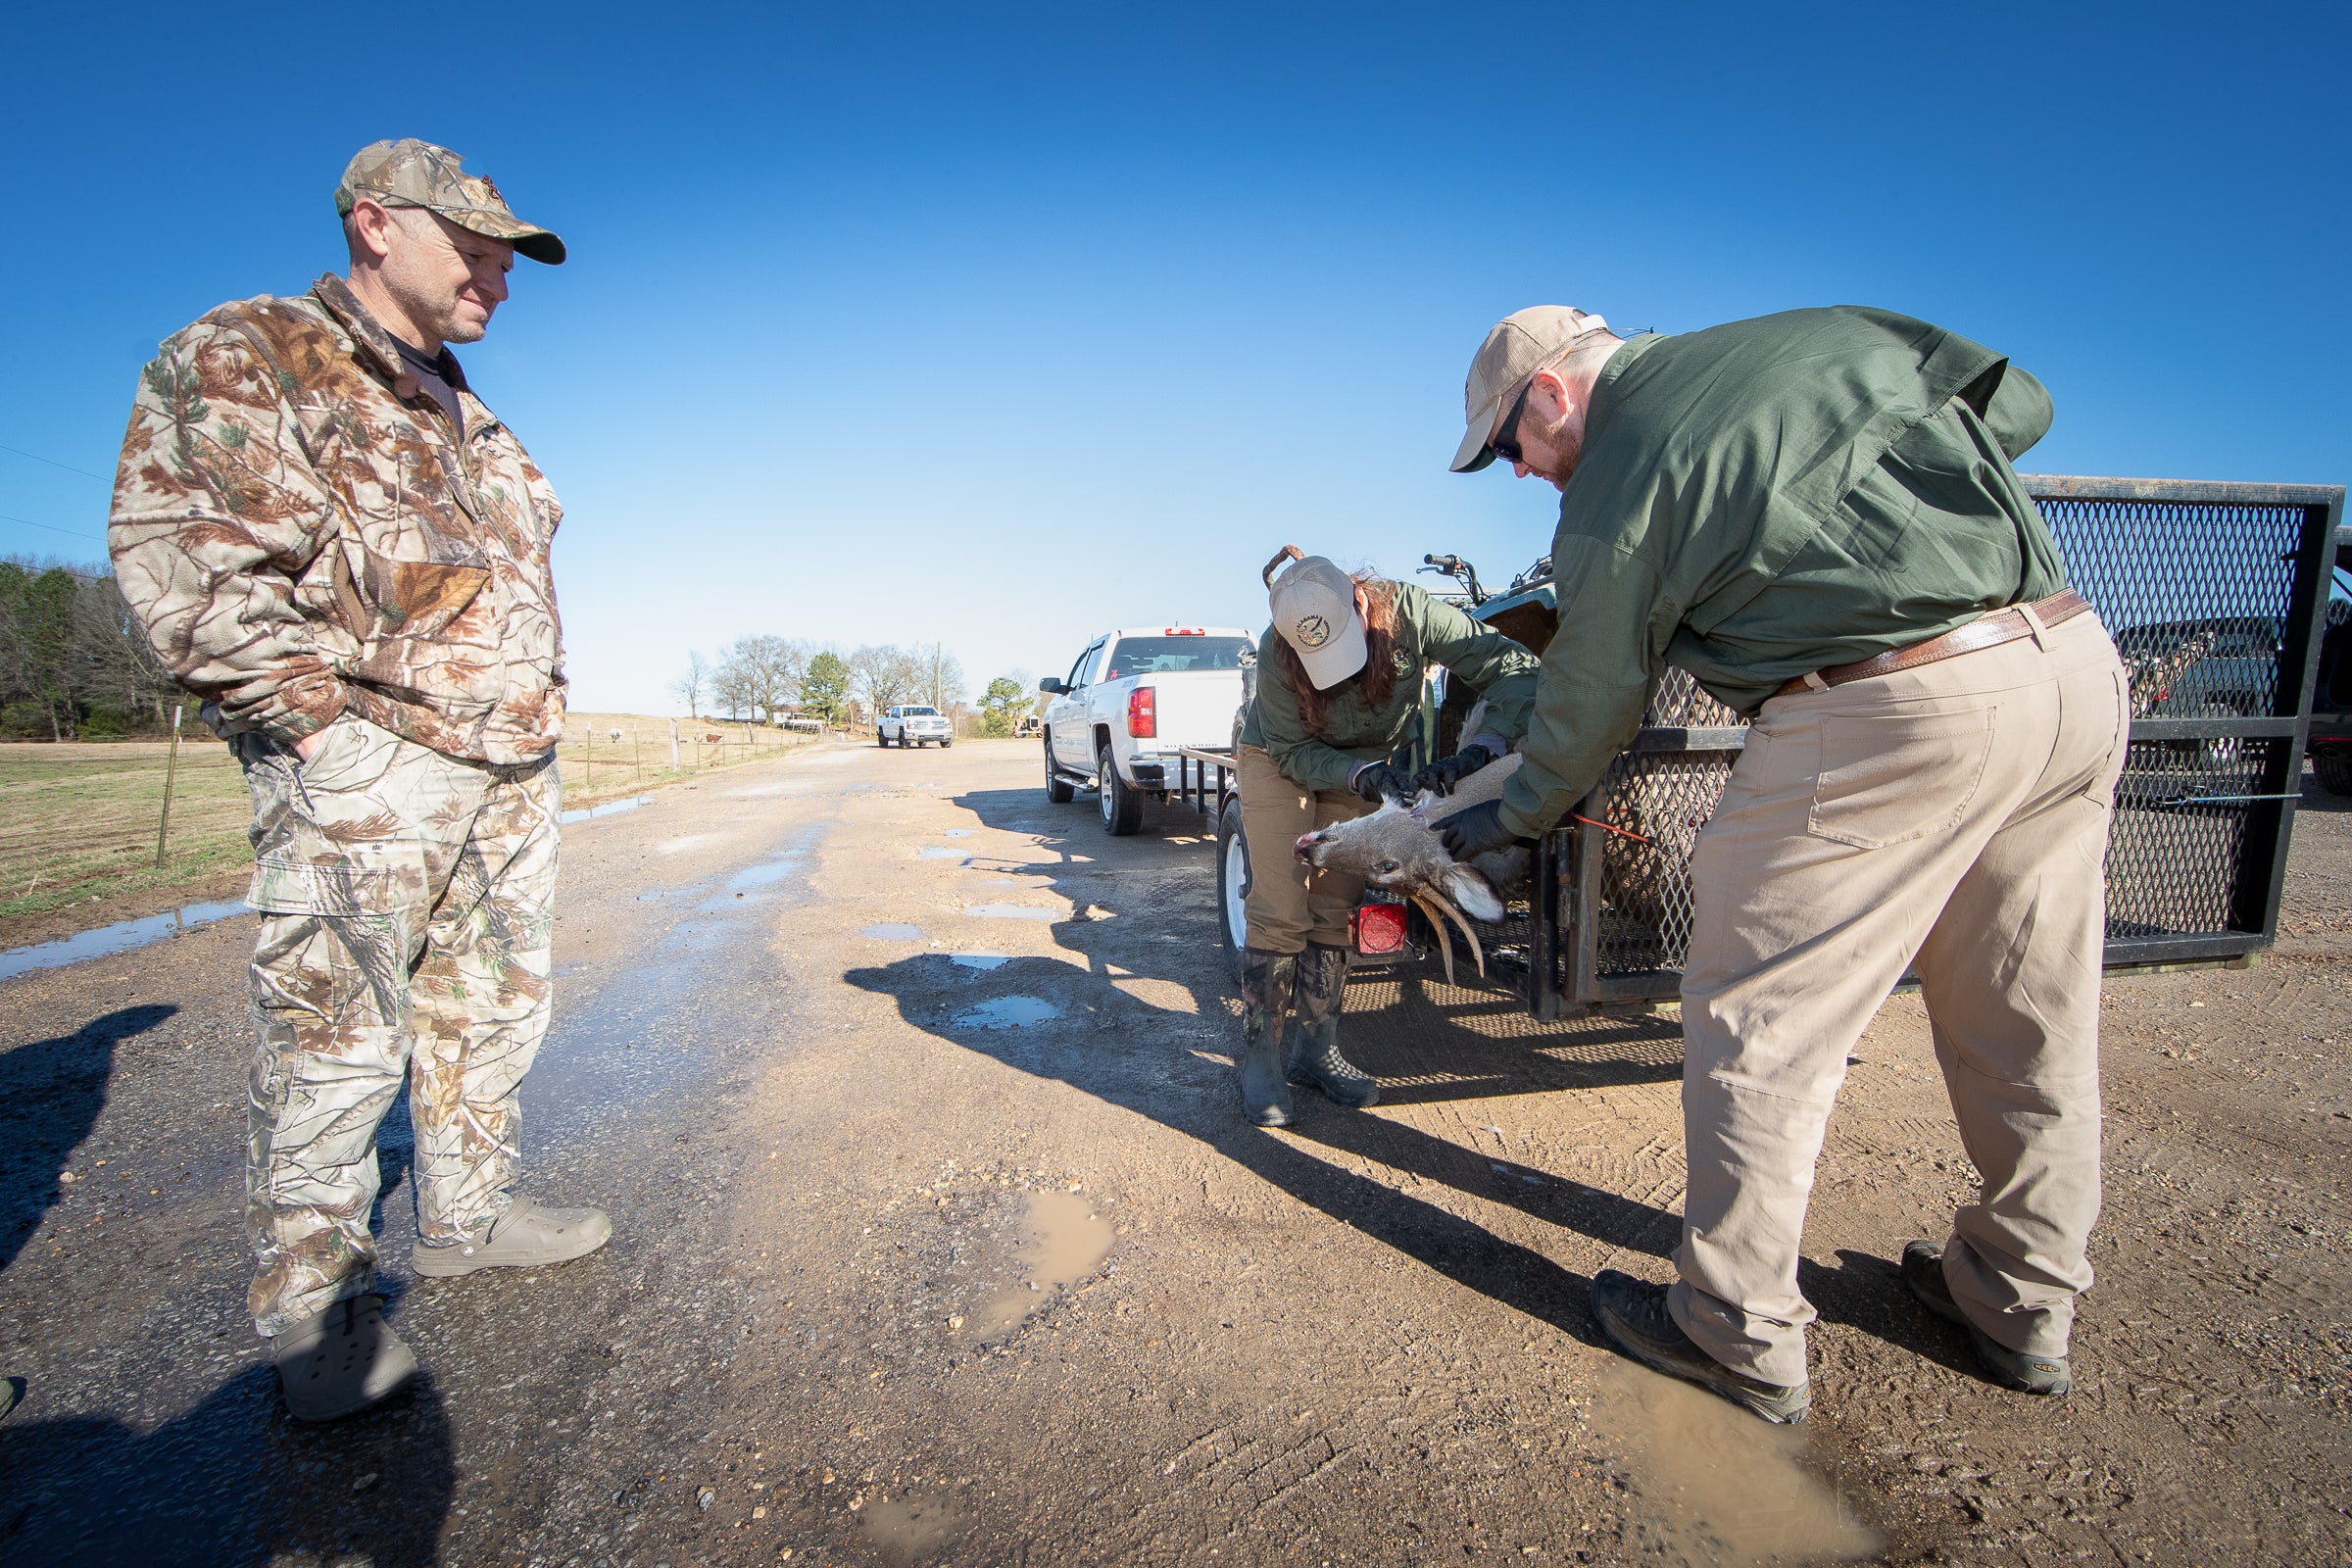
[0,1361,456,1567]
[844,785,1701,1346]
[0,1004,455,1564]
[0,1004,176,1274]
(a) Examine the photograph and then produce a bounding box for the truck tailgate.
[1139,672,1245,749]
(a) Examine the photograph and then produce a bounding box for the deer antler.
[1420,887,1487,979]
[1410,894,1459,986]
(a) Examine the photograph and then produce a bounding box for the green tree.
[800,650,851,722]
[976,674,1028,736]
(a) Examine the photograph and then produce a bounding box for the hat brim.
[1296,615,1370,690]
[454,210,566,266]
[1450,394,1502,473]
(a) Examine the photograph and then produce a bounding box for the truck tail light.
[1352,901,1408,956]
[1127,686,1156,738]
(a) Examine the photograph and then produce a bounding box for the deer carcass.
[1294,753,1534,985]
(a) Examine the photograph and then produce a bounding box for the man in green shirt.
[1444,305,2130,1423]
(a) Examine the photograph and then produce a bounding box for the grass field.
[0,710,823,923]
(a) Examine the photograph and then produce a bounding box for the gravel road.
[0,738,2344,1567]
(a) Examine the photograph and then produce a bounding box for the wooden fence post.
[154,704,184,869]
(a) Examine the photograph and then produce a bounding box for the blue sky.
[3,2,2344,713]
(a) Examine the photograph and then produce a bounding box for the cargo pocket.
[362,555,490,640]
[1808,707,1995,850]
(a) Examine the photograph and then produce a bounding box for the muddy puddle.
[862,923,926,941]
[726,852,805,891]
[952,995,1058,1028]
[558,793,652,824]
[1593,1361,1876,1564]
[949,953,1008,970]
[962,903,1057,921]
[857,1493,967,1562]
[963,1189,1114,1339]
[916,847,967,860]
[941,828,974,838]
[0,898,247,984]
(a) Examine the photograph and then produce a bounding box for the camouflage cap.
[334,139,566,266]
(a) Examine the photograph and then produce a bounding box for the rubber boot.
[1237,947,1298,1127]
[1285,943,1379,1108]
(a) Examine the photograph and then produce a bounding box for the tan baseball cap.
[335,138,566,266]
[1269,555,1368,690]
[1449,305,1607,472]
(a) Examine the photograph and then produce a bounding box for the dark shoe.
[1236,948,1298,1127]
[1901,1241,2072,1395]
[413,1195,612,1277]
[1284,944,1378,1108]
[273,1295,417,1422]
[0,1374,22,1424]
[1590,1269,1810,1424]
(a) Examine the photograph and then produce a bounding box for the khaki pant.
[1669,611,2131,1388]
[1238,745,1373,954]
[236,713,561,1336]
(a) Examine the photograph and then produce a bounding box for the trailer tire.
[2317,747,2352,797]
[1215,794,1250,983]
[1099,741,1144,836]
[1045,736,1074,804]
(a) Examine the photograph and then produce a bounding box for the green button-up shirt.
[1243,579,1542,793]
[1498,306,2067,838]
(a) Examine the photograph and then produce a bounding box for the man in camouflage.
[109,139,609,1422]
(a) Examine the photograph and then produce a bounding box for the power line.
[0,443,112,483]
[0,512,107,542]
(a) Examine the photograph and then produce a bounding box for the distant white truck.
[878,705,953,748]
[1038,626,1254,834]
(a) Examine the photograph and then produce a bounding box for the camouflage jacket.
[109,274,564,764]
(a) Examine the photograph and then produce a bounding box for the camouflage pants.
[235,713,560,1336]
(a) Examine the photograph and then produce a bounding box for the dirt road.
[0,739,2345,1566]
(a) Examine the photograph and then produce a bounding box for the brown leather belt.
[1773,590,2093,700]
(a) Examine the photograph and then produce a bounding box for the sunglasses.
[1490,377,1535,466]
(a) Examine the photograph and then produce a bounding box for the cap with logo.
[334,138,566,266]
[1449,305,1607,473]
[1268,554,1368,690]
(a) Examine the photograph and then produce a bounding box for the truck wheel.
[1215,794,1250,983]
[942,739,954,748]
[1045,736,1074,804]
[877,730,889,747]
[2318,748,2352,797]
[1098,740,1144,836]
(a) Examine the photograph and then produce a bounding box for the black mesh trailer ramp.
[1434,475,2349,1021]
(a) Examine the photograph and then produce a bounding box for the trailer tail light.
[1352,901,1408,956]
[1127,686,1156,738]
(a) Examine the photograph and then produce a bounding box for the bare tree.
[713,635,808,725]
[912,641,967,713]
[848,644,924,713]
[670,650,710,718]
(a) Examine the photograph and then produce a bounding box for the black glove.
[1437,798,1527,860]
[1348,760,1414,804]
[1411,743,1496,798]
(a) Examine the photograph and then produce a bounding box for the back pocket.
[1809,708,1995,849]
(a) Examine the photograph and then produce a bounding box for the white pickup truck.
[1038,626,1254,834]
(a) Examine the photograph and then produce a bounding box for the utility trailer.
[1188,475,2348,1019]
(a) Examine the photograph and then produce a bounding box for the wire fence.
[0,711,828,924]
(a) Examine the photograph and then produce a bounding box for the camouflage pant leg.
[406,754,560,1243]
[239,716,493,1336]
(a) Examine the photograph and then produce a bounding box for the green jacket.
[1498,307,2067,838]
[1243,579,1541,792]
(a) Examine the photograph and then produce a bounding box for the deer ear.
[1438,861,1505,923]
